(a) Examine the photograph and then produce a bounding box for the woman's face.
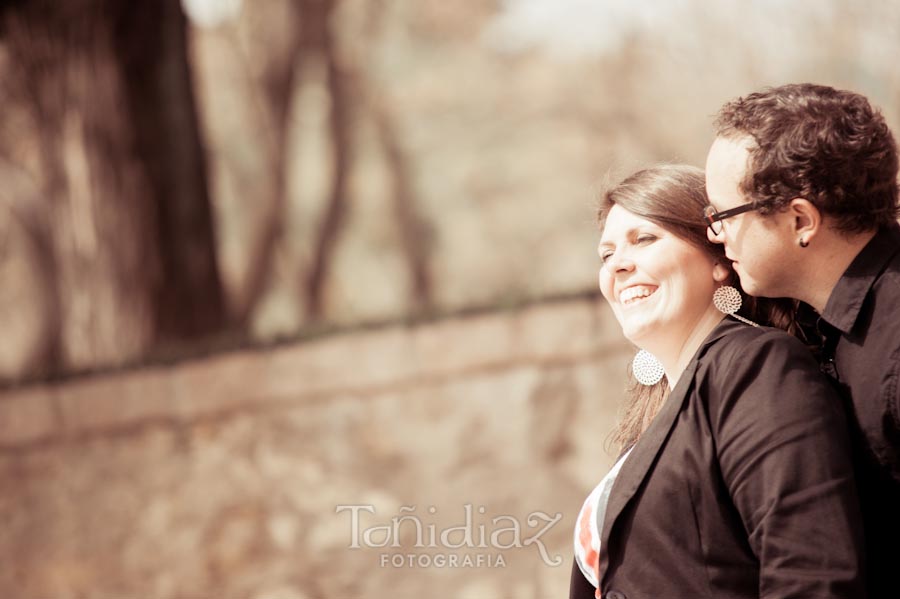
[598,204,723,345]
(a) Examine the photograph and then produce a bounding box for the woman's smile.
[619,285,659,306]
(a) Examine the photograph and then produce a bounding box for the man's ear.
[788,198,821,242]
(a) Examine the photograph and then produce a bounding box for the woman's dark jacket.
[570,317,865,599]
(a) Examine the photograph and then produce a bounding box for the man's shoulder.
[846,253,900,353]
[870,250,900,305]
[703,321,813,369]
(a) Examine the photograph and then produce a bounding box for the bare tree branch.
[304,0,354,320]
[370,95,433,313]
[224,3,305,326]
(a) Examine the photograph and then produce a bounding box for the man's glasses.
[703,202,761,235]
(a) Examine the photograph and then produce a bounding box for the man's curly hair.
[714,83,899,233]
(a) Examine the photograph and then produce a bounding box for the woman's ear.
[713,261,731,283]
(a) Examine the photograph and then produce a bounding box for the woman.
[570,165,864,599]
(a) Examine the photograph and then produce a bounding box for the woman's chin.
[621,323,653,345]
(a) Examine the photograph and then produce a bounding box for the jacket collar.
[596,317,737,586]
[820,223,900,335]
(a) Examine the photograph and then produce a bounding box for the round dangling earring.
[799,237,809,248]
[632,349,665,385]
[713,286,759,327]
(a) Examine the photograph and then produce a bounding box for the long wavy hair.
[599,164,799,453]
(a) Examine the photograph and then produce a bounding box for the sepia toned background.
[1,0,899,597]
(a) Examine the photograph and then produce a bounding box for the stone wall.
[0,294,632,599]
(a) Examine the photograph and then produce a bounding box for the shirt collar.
[820,222,900,335]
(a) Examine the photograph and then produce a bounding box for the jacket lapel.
[596,358,699,585]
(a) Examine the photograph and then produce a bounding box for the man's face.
[705,136,797,298]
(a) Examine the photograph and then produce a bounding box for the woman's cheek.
[598,269,614,301]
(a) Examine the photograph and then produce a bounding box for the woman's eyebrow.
[599,226,643,246]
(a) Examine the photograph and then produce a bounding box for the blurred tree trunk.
[0,160,65,375]
[360,0,434,315]
[0,0,225,373]
[303,0,354,321]
[228,1,304,327]
[226,0,434,325]
[370,93,434,315]
[299,0,435,320]
[113,0,227,341]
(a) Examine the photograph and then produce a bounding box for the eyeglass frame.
[703,202,762,235]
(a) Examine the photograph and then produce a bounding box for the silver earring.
[713,286,759,327]
[799,238,809,248]
[632,349,665,385]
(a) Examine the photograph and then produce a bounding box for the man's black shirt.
[818,223,900,599]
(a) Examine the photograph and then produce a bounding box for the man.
[704,82,900,598]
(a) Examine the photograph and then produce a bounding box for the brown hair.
[599,165,798,453]
[714,83,900,233]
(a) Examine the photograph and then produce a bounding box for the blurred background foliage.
[1,0,898,383]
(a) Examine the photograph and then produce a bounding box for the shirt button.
[606,591,627,599]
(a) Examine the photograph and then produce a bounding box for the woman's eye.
[636,234,657,244]
[600,250,614,263]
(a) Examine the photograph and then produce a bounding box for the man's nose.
[708,226,724,244]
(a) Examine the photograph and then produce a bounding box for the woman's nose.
[607,253,635,274]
